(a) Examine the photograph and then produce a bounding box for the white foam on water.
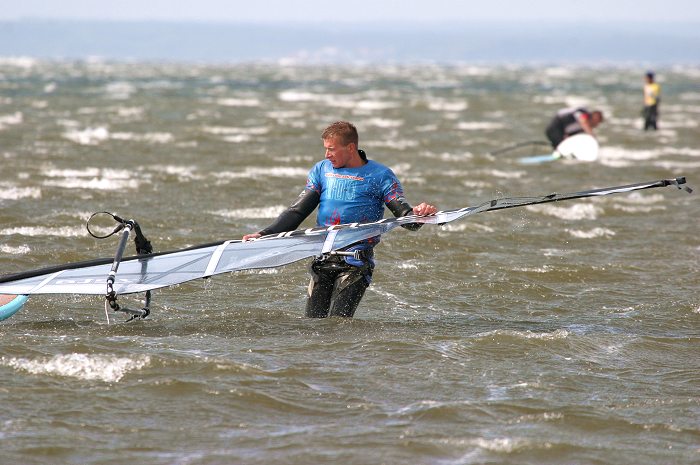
[213,167,308,180]
[43,167,98,178]
[265,110,305,119]
[42,167,133,179]
[435,435,548,457]
[364,139,419,150]
[104,81,136,99]
[0,56,37,68]
[510,265,551,273]
[455,65,497,77]
[480,169,526,179]
[665,146,700,157]
[139,80,184,91]
[441,222,495,233]
[272,155,314,163]
[600,146,666,164]
[541,248,572,257]
[415,124,438,132]
[456,121,505,131]
[63,125,173,145]
[392,399,445,415]
[0,244,31,254]
[567,227,616,239]
[145,164,203,182]
[222,134,252,143]
[0,185,41,200]
[43,178,140,190]
[277,90,319,102]
[397,262,419,269]
[527,203,602,221]
[443,169,475,177]
[0,111,22,130]
[650,117,699,129]
[56,118,80,129]
[277,90,399,111]
[652,160,700,170]
[2,353,150,383]
[617,192,666,205]
[534,93,592,110]
[664,103,700,114]
[77,107,99,115]
[361,118,403,128]
[114,106,144,119]
[353,100,400,111]
[543,67,574,78]
[478,328,570,340]
[532,95,567,105]
[423,152,473,162]
[63,126,110,145]
[111,132,174,144]
[612,204,667,213]
[472,437,537,453]
[0,225,86,237]
[238,268,281,275]
[609,192,668,213]
[462,180,491,189]
[202,126,269,135]
[211,205,286,219]
[427,100,468,112]
[215,98,261,107]
[41,167,140,190]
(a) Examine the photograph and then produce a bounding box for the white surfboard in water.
[519,133,599,164]
[555,133,599,161]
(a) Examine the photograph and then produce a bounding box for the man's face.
[323,136,354,168]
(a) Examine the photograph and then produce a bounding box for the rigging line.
[488,140,551,156]
[399,177,691,223]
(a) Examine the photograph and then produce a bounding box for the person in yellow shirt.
[643,71,661,130]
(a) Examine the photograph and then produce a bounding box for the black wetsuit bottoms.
[643,104,658,130]
[545,118,565,148]
[305,254,373,318]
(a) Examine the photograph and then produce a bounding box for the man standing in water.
[243,121,437,318]
[643,71,660,131]
[545,107,604,148]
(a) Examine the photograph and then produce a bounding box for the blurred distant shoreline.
[1,19,698,65]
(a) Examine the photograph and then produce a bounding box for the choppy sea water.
[0,59,698,465]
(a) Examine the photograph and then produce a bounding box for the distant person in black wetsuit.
[545,107,603,148]
[243,121,437,318]
[643,71,660,131]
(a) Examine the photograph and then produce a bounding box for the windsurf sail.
[0,177,691,319]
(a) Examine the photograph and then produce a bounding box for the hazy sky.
[3,0,700,23]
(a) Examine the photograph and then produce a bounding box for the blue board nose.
[0,294,29,321]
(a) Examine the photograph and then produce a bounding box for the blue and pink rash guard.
[305,159,405,227]
[258,156,418,262]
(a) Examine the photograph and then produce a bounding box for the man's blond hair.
[321,121,359,147]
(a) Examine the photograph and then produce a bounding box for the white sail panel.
[0,177,690,297]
